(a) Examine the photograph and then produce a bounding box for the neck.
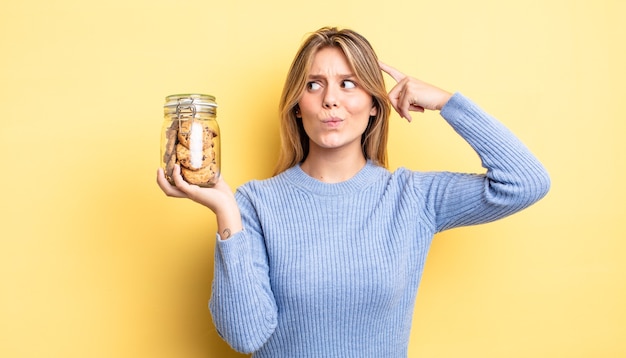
[300,149,367,183]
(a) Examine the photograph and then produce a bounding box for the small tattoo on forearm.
[222,228,232,239]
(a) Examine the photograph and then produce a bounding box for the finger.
[410,105,426,113]
[388,89,412,122]
[171,164,193,192]
[156,167,186,198]
[389,77,414,122]
[212,175,232,194]
[398,89,413,122]
[386,83,402,115]
[378,61,406,83]
[386,75,412,113]
[400,97,427,121]
[170,164,199,197]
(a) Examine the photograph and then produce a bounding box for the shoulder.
[389,166,434,186]
[387,166,458,200]
[235,167,297,201]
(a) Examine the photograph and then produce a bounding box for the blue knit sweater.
[209,93,550,357]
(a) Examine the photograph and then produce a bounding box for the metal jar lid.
[164,94,217,115]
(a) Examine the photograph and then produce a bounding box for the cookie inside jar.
[163,118,219,186]
[162,94,220,187]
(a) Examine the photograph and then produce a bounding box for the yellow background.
[1,0,624,357]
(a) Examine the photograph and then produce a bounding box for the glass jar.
[161,94,220,187]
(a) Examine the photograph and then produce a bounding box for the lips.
[321,118,343,128]
[322,117,343,123]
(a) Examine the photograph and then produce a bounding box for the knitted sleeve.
[208,191,278,353]
[421,92,551,232]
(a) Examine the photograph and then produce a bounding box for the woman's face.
[297,47,377,156]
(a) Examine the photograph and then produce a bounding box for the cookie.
[163,122,179,181]
[164,122,178,156]
[176,143,215,170]
[164,151,177,182]
[181,163,218,186]
[177,119,217,149]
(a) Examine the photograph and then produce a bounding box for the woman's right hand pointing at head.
[379,61,452,122]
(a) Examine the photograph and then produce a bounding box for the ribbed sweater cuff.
[215,231,248,272]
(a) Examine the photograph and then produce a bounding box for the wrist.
[215,206,243,240]
[435,91,453,111]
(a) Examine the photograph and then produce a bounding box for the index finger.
[378,61,406,83]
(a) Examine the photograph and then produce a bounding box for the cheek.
[299,113,316,136]
[298,94,318,115]
[357,116,371,133]
[345,96,376,118]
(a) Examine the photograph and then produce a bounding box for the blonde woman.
[157,27,550,357]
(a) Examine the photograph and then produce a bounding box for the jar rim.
[164,93,217,108]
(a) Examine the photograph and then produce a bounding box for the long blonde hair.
[273,27,391,175]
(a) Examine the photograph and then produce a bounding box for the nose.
[323,86,339,108]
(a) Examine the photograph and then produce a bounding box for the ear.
[369,104,378,117]
[294,105,301,118]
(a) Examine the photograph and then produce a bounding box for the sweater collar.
[283,160,384,196]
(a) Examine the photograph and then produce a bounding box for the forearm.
[441,92,550,189]
[210,225,277,353]
[431,93,550,231]
[215,202,243,240]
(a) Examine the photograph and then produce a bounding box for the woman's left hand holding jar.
[157,165,243,240]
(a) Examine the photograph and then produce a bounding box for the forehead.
[308,47,353,75]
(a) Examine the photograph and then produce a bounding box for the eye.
[342,80,356,89]
[307,82,321,91]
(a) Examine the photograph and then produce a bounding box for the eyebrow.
[307,73,356,80]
